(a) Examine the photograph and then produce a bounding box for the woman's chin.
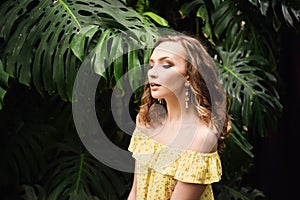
[150,93,162,99]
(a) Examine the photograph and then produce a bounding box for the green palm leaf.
[0,111,57,187]
[43,150,129,200]
[70,25,158,94]
[18,184,48,200]
[0,59,9,110]
[181,0,283,136]
[248,0,300,29]
[217,33,282,137]
[0,0,158,102]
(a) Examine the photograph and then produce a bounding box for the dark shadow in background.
[253,30,299,199]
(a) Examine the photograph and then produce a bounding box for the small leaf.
[0,60,9,110]
[0,87,7,110]
[143,11,169,27]
[179,0,203,18]
[258,0,269,16]
[0,60,9,87]
[71,25,99,61]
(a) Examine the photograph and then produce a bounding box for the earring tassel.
[185,88,189,109]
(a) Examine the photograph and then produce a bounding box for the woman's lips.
[150,82,161,87]
[149,82,161,90]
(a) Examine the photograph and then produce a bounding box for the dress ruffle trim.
[128,128,222,184]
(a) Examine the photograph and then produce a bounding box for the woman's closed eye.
[162,64,171,69]
[148,64,154,69]
[148,63,173,69]
[148,63,172,69]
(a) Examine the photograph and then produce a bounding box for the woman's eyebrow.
[149,56,172,63]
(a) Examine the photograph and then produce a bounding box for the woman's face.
[148,41,189,100]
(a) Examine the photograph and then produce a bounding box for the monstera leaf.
[0,59,9,110]
[247,0,300,30]
[0,0,159,102]
[178,0,283,142]
[42,147,130,200]
[217,30,282,139]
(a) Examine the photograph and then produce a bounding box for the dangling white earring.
[185,82,190,109]
[158,99,163,104]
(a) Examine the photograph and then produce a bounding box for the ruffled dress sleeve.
[174,150,222,184]
[128,128,222,185]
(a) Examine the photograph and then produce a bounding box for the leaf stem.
[223,65,256,96]
[75,153,84,194]
[58,0,81,29]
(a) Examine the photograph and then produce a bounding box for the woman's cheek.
[161,72,186,93]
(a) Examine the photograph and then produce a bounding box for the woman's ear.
[185,80,190,87]
[186,75,190,82]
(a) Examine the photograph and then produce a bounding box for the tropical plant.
[0,0,159,199]
[0,59,9,110]
[173,0,298,198]
[0,84,132,199]
[0,0,299,199]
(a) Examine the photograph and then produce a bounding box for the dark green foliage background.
[0,0,299,199]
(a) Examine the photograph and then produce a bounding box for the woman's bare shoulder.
[188,123,218,153]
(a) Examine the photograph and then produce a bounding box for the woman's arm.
[170,126,217,200]
[127,162,137,200]
[171,181,206,200]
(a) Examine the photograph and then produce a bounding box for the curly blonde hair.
[138,34,231,153]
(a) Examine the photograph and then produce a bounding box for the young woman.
[127,34,231,200]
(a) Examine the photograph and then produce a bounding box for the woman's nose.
[148,65,158,78]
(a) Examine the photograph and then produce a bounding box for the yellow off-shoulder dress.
[128,128,222,200]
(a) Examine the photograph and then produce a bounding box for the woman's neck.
[164,94,198,124]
